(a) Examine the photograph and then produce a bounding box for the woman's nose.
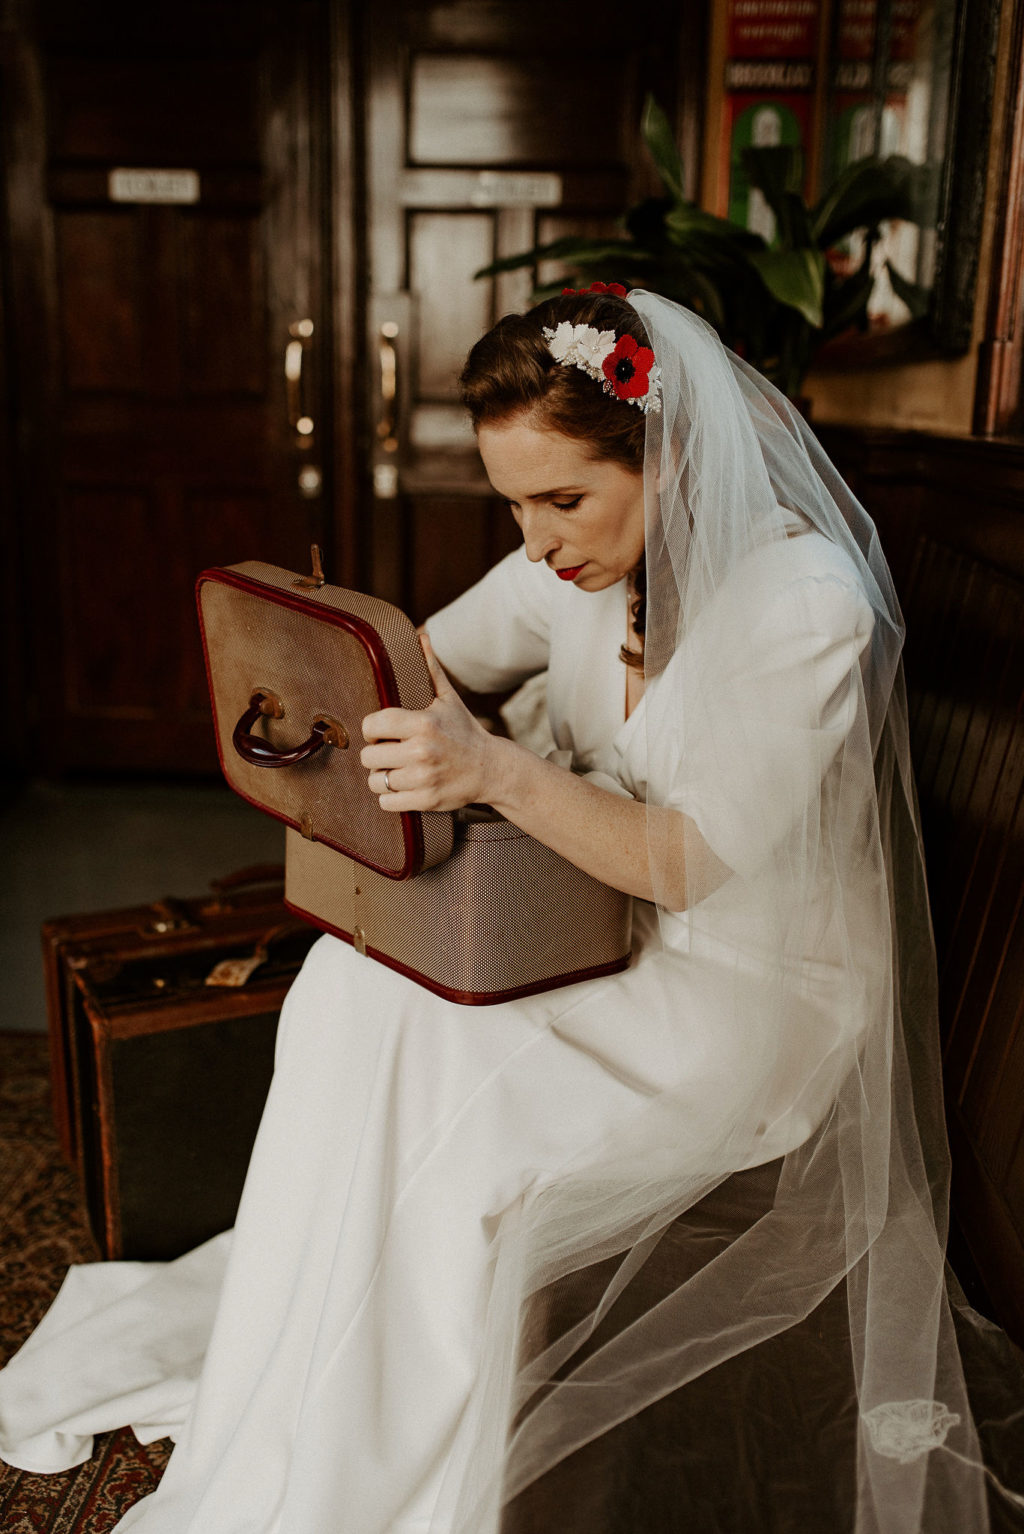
[520,509,559,563]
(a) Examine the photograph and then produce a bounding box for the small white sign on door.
[108,168,201,205]
[470,171,562,208]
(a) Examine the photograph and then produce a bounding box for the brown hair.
[460,291,651,664]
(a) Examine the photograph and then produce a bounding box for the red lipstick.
[555,564,585,581]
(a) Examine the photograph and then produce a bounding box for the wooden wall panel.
[409,495,521,624]
[2,0,334,772]
[61,488,169,714]
[365,0,693,618]
[819,426,1024,1338]
[182,215,266,397]
[410,213,494,400]
[57,211,144,392]
[47,56,260,164]
[408,54,625,167]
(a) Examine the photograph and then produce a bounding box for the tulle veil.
[432,292,1024,1534]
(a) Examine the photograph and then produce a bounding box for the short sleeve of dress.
[644,535,875,882]
[423,546,552,693]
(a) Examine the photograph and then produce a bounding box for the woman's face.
[477,415,645,591]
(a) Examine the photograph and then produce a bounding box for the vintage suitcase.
[65,913,317,1260]
[43,865,288,1163]
[196,555,633,1003]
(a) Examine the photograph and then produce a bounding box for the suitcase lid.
[196,559,455,880]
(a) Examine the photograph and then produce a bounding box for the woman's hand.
[360,634,498,812]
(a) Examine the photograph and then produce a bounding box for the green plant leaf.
[473,237,648,280]
[812,156,937,246]
[664,202,765,251]
[885,259,932,319]
[741,146,809,246]
[641,94,685,203]
[821,257,876,340]
[625,196,673,245]
[750,248,826,327]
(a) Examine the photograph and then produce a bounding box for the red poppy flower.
[561,281,628,298]
[602,334,655,401]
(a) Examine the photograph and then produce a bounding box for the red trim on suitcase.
[284,899,633,1006]
[196,568,427,881]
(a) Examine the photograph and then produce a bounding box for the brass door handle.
[285,319,314,443]
[377,320,399,453]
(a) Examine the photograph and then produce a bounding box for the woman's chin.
[575,568,626,592]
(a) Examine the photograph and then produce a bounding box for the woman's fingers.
[359,638,490,808]
[361,706,416,744]
[362,742,402,772]
[419,631,455,697]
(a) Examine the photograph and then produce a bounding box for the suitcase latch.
[299,811,315,839]
[293,543,326,590]
[353,925,367,956]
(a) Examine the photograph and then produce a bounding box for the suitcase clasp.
[292,543,326,589]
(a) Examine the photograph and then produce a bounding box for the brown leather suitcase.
[196,556,633,1003]
[62,906,317,1260]
[42,866,288,1163]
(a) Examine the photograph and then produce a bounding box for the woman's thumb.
[418,630,454,697]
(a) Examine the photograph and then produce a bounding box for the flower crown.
[542,282,662,415]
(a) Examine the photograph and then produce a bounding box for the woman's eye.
[552,495,583,511]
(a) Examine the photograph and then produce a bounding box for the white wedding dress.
[0,532,874,1534]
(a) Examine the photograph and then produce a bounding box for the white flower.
[574,327,618,375]
[543,323,617,379]
[543,323,578,365]
[643,364,663,413]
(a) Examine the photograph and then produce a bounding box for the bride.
[0,286,1014,1533]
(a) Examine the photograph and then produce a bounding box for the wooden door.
[2,0,337,774]
[362,0,702,622]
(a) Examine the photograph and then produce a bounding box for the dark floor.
[2,779,284,1033]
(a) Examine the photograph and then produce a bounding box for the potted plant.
[477,96,935,400]
[738,142,935,397]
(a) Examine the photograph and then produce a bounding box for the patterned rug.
[0,1031,171,1532]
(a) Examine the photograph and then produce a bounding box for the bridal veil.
[437,291,1023,1534]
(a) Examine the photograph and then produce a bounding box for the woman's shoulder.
[735,527,872,636]
[672,527,874,690]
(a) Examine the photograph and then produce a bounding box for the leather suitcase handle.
[232,691,347,768]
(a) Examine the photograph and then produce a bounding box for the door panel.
[364,0,700,621]
[3,0,333,774]
[408,54,627,166]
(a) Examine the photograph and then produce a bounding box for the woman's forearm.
[482,736,728,908]
[360,634,730,908]
[483,735,656,898]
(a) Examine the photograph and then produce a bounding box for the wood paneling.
[182,216,267,397]
[409,54,626,167]
[61,489,167,714]
[820,425,1024,1339]
[365,0,697,619]
[47,56,261,164]
[2,0,334,774]
[410,213,495,400]
[57,211,145,392]
[409,494,521,623]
